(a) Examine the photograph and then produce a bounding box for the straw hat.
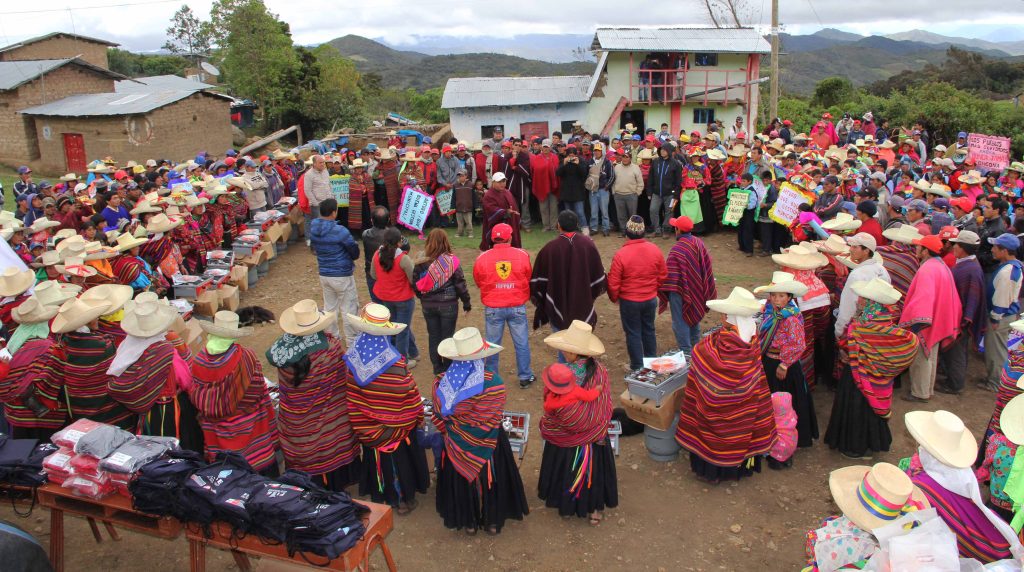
[51,297,110,334]
[32,249,63,269]
[543,320,605,357]
[350,158,367,169]
[904,410,978,469]
[957,170,983,185]
[84,244,119,261]
[55,235,86,254]
[114,231,148,252]
[205,184,231,198]
[821,212,863,232]
[829,463,930,532]
[815,234,850,255]
[11,297,58,324]
[53,228,76,242]
[727,144,748,158]
[882,224,923,245]
[768,139,785,153]
[200,310,253,339]
[438,327,503,361]
[32,280,80,306]
[772,243,828,270]
[225,176,251,191]
[280,299,336,336]
[706,149,726,161]
[0,268,34,297]
[80,284,133,314]
[345,303,406,336]
[145,213,183,234]
[28,217,59,234]
[754,271,809,297]
[1008,162,1024,174]
[850,278,901,306]
[87,164,112,174]
[706,287,763,317]
[878,140,896,149]
[121,299,177,338]
[637,148,657,161]
[184,195,209,209]
[923,183,952,198]
[401,151,421,162]
[59,173,78,182]
[130,202,162,216]
[1000,394,1024,445]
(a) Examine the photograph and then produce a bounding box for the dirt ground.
[1,227,995,571]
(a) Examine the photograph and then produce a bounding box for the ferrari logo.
[496,261,511,280]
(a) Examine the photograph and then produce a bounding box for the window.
[693,108,715,126]
[480,124,504,140]
[560,121,578,134]
[694,53,718,67]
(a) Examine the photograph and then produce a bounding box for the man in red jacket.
[531,140,560,231]
[474,223,536,388]
[608,215,668,370]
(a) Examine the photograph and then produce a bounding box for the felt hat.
[543,320,605,356]
[345,303,407,336]
[280,299,336,336]
[821,212,863,232]
[121,298,177,338]
[27,217,59,234]
[706,149,727,161]
[904,410,978,469]
[199,310,253,339]
[401,151,421,162]
[705,287,763,317]
[114,231,148,252]
[850,278,901,306]
[130,202,161,216]
[438,327,503,361]
[32,249,63,269]
[32,280,80,306]
[11,295,59,325]
[772,243,829,270]
[958,170,983,185]
[50,297,110,334]
[542,364,576,396]
[754,271,809,297]
[829,463,930,532]
[145,213,183,234]
[1000,394,1024,445]
[80,283,133,314]
[0,268,34,297]
[881,224,923,245]
[815,234,850,255]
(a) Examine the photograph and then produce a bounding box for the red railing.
[629,68,749,106]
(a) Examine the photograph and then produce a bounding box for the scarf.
[727,314,758,344]
[900,257,962,354]
[265,332,328,369]
[539,359,612,447]
[432,369,504,482]
[343,333,401,387]
[414,253,458,294]
[758,300,801,354]
[7,321,48,354]
[206,334,235,355]
[107,333,164,376]
[787,268,830,311]
[436,359,485,417]
[846,302,918,418]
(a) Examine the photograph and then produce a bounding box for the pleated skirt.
[537,437,619,518]
[824,366,892,457]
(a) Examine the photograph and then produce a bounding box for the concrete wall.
[0,65,114,162]
[32,93,232,172]
[448,102,588,143]
[0,36,110,69]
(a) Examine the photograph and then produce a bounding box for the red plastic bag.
[52,419,103,449]
[43,447,75,483]
[62,474,114,500]
[69,454,103,479]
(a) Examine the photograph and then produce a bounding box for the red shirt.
[859,217,886,247]
[607,239,668,303]
[474,243,532,308]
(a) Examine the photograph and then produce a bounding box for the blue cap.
[958,132,968,139]
[245,159,258,168]
[632,135,641,141]
[907,199,929,212]
[841,201,857,215]
[17,166,30,175]
[423,136,432,144]
[38,181,52,189]
[367,143,379,152]
[989,232,1020,251]
[225,149,237,157]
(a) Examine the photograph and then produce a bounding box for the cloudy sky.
[1,0,1023,52]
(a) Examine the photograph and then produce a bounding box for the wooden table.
[186,501,396,572]
[35,483,182,572]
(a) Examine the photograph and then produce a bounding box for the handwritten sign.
[967,133,1011,173]
[769,183,813,226]
[721,188,750,227]
[329,175,350,207]
[435,188,454,215]
[397,185,434,235]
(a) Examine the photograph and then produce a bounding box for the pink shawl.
[899,257,962,355]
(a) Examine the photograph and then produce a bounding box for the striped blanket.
[877,242,919,314]
[432,370,505,482]
[37,331,133,428]
[107,341,174,414]
[346,358,423,450]
[989,347,1024,435]
[379,159,402,223]
[1,338,65,430]
[675,326,778,467]
[539,360,612,447]
[845,302,917,419]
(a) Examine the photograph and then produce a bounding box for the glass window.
[694,53,718,66]
[481,124,504,140]
[693,108,715,125]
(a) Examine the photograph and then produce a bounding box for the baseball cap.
[491,223,512,242]
[912,234,945,254]
[907,199,929,213]
[668,216,694,233]
[869,172,886,182]
[40,197,56,207]
[988,232,1021,251]
[225,149,238,157]
[950,230,980,246]
[950,197,974,212]
[888,196,906,210]
[492,172,506,183]
[933,198,951,210]
[958,131,968,139]
[847,232,877,251]
[938,226,959,240]
[37,181,52,190]
[17,166,30,175]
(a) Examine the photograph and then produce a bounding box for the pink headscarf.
[770,392,798,462]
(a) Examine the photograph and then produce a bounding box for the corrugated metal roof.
[19,90,211,116]
[116,74,213,93]
[0,57,127,91]
[442,75,591,109]
[592,27,771,54]
[0,32,119,54]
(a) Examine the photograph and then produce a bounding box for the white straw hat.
[821,212,863,232]
[772,243,829,270]
[199,310,254,339]
[754,271,809,297]
[80,284,133,314]
[280,299,335,336]
[31,280,80,306]
[882,224,923,245]
[851,278,902,306]
[904,410,978,469]
[815,234,850,255]
[11,297,58,324]
[439,327,503,361]
[51,297,110,334]
[121,299,177,338]
[706,287,763,317]
[542,320,604,357]
[0,268,34,297]
[345,303,407,336]
[829,463,930,532]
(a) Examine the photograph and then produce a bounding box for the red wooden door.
[63,133,86,173]
[519,122,548,141]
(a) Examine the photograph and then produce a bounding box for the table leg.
[365,534,398,572]
[86,517,102,543]
[189,539,206,572]
[230,550,251,572]
[102,520,121,541]
[49,507,64,572]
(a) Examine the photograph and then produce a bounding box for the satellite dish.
[201,62,220,77]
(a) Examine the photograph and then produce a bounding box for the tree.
[408,87,448,124]
[163,4,212,68]
[207,0,248,48]
[811,76,855,109]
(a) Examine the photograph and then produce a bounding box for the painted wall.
[448,102,588,143]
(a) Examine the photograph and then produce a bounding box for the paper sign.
[329,175,350,207]
[721,188,750,227]
[769,183,812,226]
[397,185,434,235]
[967,133,1012,173]
[169,179,192,193]
[435,188,454,215]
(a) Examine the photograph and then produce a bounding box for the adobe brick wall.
[0,37,110,69]
[0,66,114,162]
[32,93,231,171]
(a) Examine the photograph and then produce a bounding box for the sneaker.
[519,375,536,389]
[305,239,311,247]
[582,227,590,237]
[976,381,998,392]
[406,359,418,369]
[467,234,473,238]
[900,394,929,403]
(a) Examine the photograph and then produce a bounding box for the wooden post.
[770,0,780,121]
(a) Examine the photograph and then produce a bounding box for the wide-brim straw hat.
[0,268,34,297]
[923,183,952,198]
[130,202,162,216]
[11,297,58,324]
[439,327,503,361]
[114,231,148,252]
[821,212,863,232]
[81,283,133,314]
[958,170,983,185]
[280,299,336,336]
[882,224,923,245]
[543,320,605,356]
[706,149,727,161]
[200,310,253,339]
[1000,394,1024,445]
[225,176,251,191]
[1008,162,1024,174]
[56,256,96,278]
[838,250,884,270]
[772,244,829,270]
[85,245,118,261]
[59,173,78,182]
[32,280,80,306]
[345,303,407,336]
[121,299,177,338]
[350,158,367,169]
[754,271,809,297]
[145,213,184,234]
[401,151,421,162]
[829,463,930,532]
[53,228,76,242]
[184,195,209,209]
[28,217,60,233]
[727,145,748,157]
[706,287,763,318]
[815,234,850,255]
[851,278,902,306]
[205,184,232,198]
[904,410,978,469]
[51,297,110,334]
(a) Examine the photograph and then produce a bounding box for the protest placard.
[769,183,813,226]
[721,188,750,227]
[397,186,434,235]
[434,188,454,215]
[967,133,1012,173]
[329,175,350,207]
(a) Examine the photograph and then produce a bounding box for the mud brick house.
[0,32,116,69]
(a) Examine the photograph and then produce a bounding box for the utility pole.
[769,0,780,121]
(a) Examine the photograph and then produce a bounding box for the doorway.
[63,133,86,173]
[619,110,645,136]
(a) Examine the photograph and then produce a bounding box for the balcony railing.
[629,68,751,106]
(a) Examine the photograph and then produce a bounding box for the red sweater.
[474,243,532,308]
[859,217,886,247]
[608,239,668,303]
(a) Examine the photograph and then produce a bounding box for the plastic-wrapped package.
[99,438,176,475]
[69,454,103,479]
[62,474,114,500]
[51,419,103,450]
[73,424,133,459]
[42,448,75,483]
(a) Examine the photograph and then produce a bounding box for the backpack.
[184,452,266,536]
[584,159,602,192]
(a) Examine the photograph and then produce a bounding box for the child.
[472,178,486,220]
[453,169,474,238]
[542,363,598,413]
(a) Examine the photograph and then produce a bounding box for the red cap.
[736,131,747,139]
[912,234,944,254]
[224,157,236,166]
[420,145,431,153]
[259,155,268,162]
[950,197,975,212]
[501,141,512,149]
[938,226,959,240]
[782,120,793,126]
[822,112,833,119]
[113,169,128,180]
[644,135,656,142]
[441,145,452,153]
[491,223,512,242]
[542,364,575,395]
[668,216,694,233]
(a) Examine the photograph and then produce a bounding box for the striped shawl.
[539,360,612,447]
[107,340,174,414]
[432,370,505,482]
[845,302,918,418]
[37,330,132,428]
[1,338,65,429]
[346,358,423,450]
[658,234,717,325]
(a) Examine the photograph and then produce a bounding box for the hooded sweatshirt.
[309,217,360,277]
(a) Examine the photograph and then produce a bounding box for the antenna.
[200,61,220,77]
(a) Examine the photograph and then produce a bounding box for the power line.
[0,0,177,16]
[804,0,824,27]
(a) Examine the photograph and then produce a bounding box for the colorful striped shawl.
[675,326,778,467]
[877,242,919,313]
[900,257,962,354]
[707,161,728,219]
[989,347,1024,435]
[952,256,987,345]
[415,253,458,294]
[346,358,423,450]
[189,344,248,419]
[379,159,402,224]
[111,255,144,286]
[2,337,65,429]
[658,234,717,325]
[539,360,612,447]
[846,302,918,418]
[107,341,174,414]
[347,172,375,231]
[38,330,132,427]
[432,370,505,482]
[758,300,801,355]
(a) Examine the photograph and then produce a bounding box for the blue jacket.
[309,217,360,277]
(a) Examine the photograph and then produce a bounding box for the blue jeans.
[565,201,588,230]
[589,188,610,232]
[483,305,534,381]
[380,297,417,359]
[669,292,702,355]
[620,297,658,370]
[649,193,668,232]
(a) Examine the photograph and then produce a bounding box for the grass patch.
[0,164,63,212]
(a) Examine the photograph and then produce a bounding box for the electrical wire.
[0,0,177,16]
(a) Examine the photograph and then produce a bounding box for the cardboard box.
[260,240,275,261]
[192,289,219,317]
[218,284,239,312]
[229,265,248,291]
[181,318,205,355]
[264,223,282,244]
[287,205,304,226]
[618,385,686,431]
[274,221,291,244]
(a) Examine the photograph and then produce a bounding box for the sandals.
[396,499,418,516]
[485,525,500,536]
[589,512,603,526]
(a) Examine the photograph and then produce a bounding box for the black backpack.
[184,452,266,536]
[130,449,214,526]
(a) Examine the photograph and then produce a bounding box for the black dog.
[236,306,276,327]
[612,408,646,437]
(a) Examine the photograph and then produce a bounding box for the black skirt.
[763,356,819,448]
[435,430,529,533]
[689,454,761,482]
[358,440,430,508]
[139,393,205,455]
[824,365,892,457]
[315,458,363,492]
[537,438,619,518]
